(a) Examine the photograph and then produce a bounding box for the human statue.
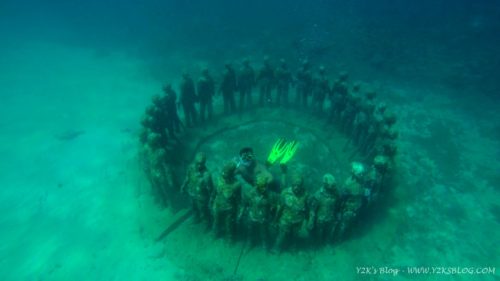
[181,152,214,225]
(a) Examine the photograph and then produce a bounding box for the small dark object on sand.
[56,130,85,141]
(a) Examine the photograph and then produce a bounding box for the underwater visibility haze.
[0,0,499,280]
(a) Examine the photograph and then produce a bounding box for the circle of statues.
[139,57,398,253]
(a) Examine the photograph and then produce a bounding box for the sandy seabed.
[0,40,498,281]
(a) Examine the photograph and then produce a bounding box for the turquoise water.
[0,1,498,280]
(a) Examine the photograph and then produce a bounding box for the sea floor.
[0,40,498,280]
